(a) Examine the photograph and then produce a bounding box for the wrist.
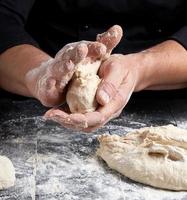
[118,52,153,92]
[25,58,54,100]
[130,51,155,91]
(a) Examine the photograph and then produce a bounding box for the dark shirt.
[0,0,187,57]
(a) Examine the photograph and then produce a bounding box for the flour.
[1,116,187,199]
[36,151,187,200]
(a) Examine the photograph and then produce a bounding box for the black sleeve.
[0,0,39,54]
[169,26,187,50]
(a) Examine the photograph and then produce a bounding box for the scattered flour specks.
[36,152,187,200]
[1,116,187,199]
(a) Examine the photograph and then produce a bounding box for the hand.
[25,41,106,107]
[44,52,147,132]
[25,25,122,107]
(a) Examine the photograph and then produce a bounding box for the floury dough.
[97,125,187,190]
[0,156,15,190]
[66,25,123,114]
[66,60,101,113]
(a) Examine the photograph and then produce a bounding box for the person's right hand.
[25,25,123,107]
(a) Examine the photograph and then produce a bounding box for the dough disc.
[97,125,187,190]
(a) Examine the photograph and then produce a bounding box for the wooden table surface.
[0,90,187,200]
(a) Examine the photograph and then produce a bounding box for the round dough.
[97,125,187,190]
[67,74,100,113]
[66,60,101,113]
[0,156,15,190]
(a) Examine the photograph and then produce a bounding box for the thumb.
[96,60,126,106]
[96,25,123,56]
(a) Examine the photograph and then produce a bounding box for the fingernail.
[99,90,110,104]
[44,111,52,118]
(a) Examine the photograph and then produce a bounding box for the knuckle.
[108,60,121,70]
[100,116,106,125]
[115,91,126,106]
[100,80,117,97]
[101,60,121,75]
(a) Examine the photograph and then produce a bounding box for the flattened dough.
[0,156,15,190]
[97,125,187,190]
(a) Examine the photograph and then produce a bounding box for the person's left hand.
[44,52,148,132]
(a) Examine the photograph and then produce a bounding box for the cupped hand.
[44,51,147,132]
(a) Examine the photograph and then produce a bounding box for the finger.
[83,108,123,132]
[37,77,65,107]
[56,60,75,91]
[83,126,101,133]
[96,25,123,56]
[44,108,88,129]
[44,107,105,130]
[60,123,84,131]
[55,42,88,63]
[87,42,107,60]
[63,112,104,131]
[97,78,135,122]
[96,59,126,105]
[79,106,120,133]
[51,43,88,91]
[62,43,88,64]
[44,108,69,119]
[75,80,134,132]
[50,59,75,93]
[96,80,117,105]
[84,112,104,127]
[73,43,88,63]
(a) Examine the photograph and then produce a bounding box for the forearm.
[137,40,187,91]
[0,44,51,97]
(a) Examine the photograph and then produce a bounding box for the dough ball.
[0,156,15,190]
[67,74,101,113]
[97,125,187,190]
[66,60,101,114]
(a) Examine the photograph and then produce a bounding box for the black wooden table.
[0,90,187,200]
